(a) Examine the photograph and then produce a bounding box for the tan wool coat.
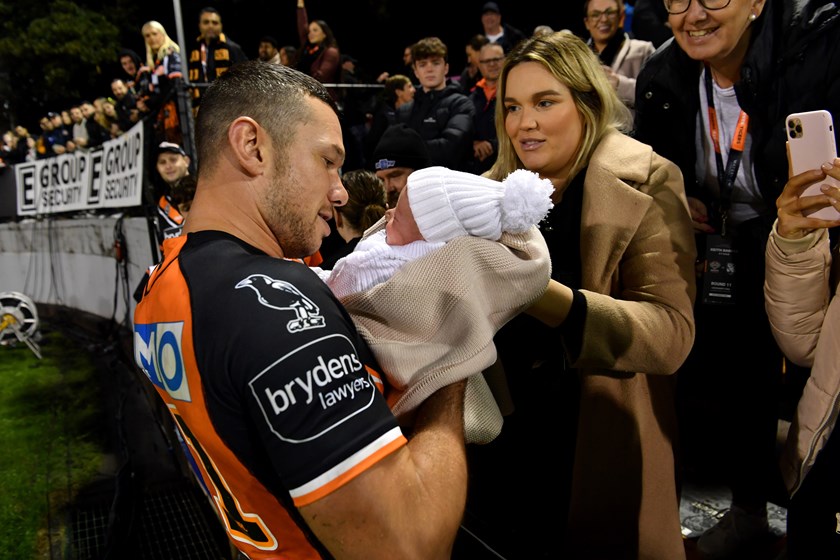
[765,226,840,497]
[564,131,696,559]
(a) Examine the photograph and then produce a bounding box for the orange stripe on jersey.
[303,251,323,267]
[365,364,385,393]
[292,433,407,507]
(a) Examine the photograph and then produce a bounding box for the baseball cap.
[482,2,501,14]
[157,141,187,157]
[372,124,431,171]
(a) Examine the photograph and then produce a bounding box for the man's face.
[40,118,52,131]
[70,107,83,123]
[258,42,278,62]
[478,44,505,82]
[199,12,222,42]
[80,103,95,119]
[156,152,190,185]
[261,97,348,258]
[481,11,501,29]
[111,80,128,99]
[51,114,63,128]
[413,57,448,91]
[403,46,412,66]
[374,167,414,208]
[120,56,137,77]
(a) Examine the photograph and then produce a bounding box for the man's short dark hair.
[260,35,278,48]
[195,60,338,178]
[199,6,220,20]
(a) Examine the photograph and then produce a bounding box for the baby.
[315,166,554,443]
[324,166,554,298]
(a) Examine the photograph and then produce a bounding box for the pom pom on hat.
[500,169,555,233]
[406,166,553,243]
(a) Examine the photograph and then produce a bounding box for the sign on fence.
[15,122,144,216]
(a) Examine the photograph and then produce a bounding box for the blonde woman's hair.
[486,31,631,183]
[142,21,180,68]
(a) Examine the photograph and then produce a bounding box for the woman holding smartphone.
[634,0,840,556]
[765,158,840,558]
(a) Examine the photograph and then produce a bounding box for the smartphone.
[786,110,840,220]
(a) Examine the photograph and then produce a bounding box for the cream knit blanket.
[339,219,551,443]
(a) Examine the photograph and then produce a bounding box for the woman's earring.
[749,13,757,21]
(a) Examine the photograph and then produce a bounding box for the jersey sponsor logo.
[133,321,192,402]
[235,273,326,333]
[249,334,376,443]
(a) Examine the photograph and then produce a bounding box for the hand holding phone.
[786,110,840,221]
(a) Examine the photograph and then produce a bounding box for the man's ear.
[227,116,267,176]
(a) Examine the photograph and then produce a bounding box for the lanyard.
[704,64,749,236]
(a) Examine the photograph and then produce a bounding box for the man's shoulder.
[441,83,471,100]
[440,86,475,113]
[504,22,526,41]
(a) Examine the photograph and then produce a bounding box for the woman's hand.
[776,158,840,239]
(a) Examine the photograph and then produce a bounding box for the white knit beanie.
[406,166,554,243]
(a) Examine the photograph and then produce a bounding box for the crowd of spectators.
[0,0,638,176]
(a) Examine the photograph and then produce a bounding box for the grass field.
[0,327,107,559]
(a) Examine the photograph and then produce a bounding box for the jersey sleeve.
[184,244,405,507]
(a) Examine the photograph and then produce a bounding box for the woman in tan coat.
[468,31,696,559]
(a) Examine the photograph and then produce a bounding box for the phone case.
[787,109,840,220]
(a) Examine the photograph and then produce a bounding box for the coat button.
[663,103,670,110]
[645,91,653,99]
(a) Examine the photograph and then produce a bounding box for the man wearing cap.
[371,123,432,208]
[155,141,196,242]
[480,2,526,54]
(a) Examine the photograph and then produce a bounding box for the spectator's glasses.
[479,56,505,65]
[663,0,732,15]
[586,8,620,21]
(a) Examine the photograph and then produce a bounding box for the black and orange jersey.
[133,231,406,559]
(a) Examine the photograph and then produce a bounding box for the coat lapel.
[580,131,655,292]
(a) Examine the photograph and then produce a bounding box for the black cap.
[372,124,431,171]
[157,141,187,157]
[482,2,501,14]
[46,111,59,118]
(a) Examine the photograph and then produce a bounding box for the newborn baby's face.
[385,189,424,246]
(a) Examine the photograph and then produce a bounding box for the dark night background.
[0,0,591,130]
[134,0,589,79]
